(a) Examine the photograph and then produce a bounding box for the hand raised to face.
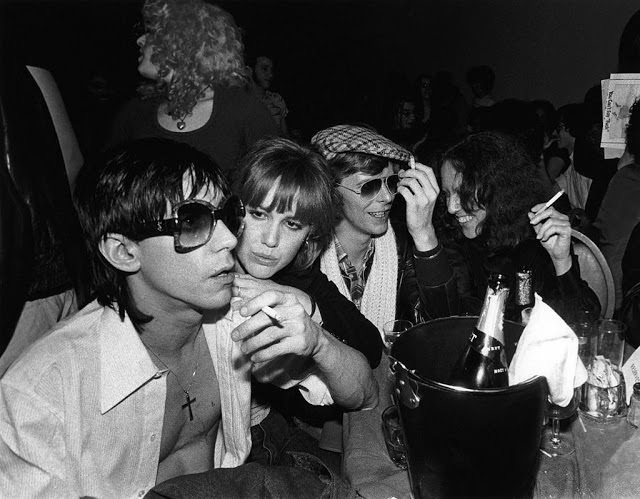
[397,162,440,252]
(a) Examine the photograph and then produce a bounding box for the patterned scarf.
[321,226,398,340]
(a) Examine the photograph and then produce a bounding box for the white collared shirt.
[0,301,252,498]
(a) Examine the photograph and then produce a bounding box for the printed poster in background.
[601,74,640,159]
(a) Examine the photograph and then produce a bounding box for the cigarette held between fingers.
[261,306,283,323]
[542,190,564,210]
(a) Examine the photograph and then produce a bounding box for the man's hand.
[529,204,572,275]
[398,163,440,252]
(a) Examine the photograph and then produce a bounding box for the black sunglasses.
[138,195,245,253]
[338,174,400,201]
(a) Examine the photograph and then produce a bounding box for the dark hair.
[627,99,640,158]
[478,99,545,163]
[466,65,495,93]
[532,99,558,139]
[75,138,230,328]
[439,131,549,250]
[557,103,586,138]
[141,0,247,124]
[235,138,335,271]
[619,9,640,73]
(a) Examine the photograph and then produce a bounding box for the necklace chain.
[143,329,201,420]
[175,93,214,130]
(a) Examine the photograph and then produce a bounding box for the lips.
[456,215,474,224]
[211,262,235,281]
[368,209,391,219]
[250,252,279,267]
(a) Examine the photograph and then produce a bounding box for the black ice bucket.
[390,316,547,498]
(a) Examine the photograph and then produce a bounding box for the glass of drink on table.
[383,319,413,353]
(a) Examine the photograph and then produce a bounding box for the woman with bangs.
[438,131,600,322]
[109,0,277,178]
[231,137,383,466]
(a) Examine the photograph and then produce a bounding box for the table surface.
[342,355,639,499]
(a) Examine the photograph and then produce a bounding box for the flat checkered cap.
[311,124,412,163]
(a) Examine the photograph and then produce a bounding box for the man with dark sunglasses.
[0,138,376,497]
[312,124,456,328]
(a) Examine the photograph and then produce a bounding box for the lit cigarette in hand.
[261,306,283,323]
[409,156,416,169]
[542,190,564,210]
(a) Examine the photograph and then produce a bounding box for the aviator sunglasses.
[138,195,245,253]
[337,174,400,201]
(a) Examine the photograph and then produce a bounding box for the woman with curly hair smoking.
[437,131,600,322]
[108,0,277,178]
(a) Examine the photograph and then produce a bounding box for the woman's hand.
[398,163,440,252]
[231,290,322,363]
[528,204,572,275]
[233,273,314,314]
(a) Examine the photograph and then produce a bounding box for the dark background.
[2,0,639,149]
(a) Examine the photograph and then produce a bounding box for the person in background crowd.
[466,65,496,109]
[437,131,600,323]
[429,71,469,142]
[592,99,640,312]
[108,0,277,180]
[0,138,376,497]
[386,97,425,152]
[550,104,592,211]
[621,221,640,347]
[414,73,432,134]
[249,54,290,138]
[312,124,456,331]
[533,99,558,152]
[0,61,88,378]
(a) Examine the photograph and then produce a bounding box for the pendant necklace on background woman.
[174,91,215,130]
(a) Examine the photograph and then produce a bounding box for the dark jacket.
[621,222,640,347]
[443,235,601,323]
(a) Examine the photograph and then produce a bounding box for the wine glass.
[540,386,581,457]
[383,319,413,354]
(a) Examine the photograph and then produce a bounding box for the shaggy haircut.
[142,0,247,124]
[327,152,403,221]
[439,131,549,250]
[235,137,335,271]
[75,137,230,329]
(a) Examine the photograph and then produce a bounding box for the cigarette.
[542,190,564,210]
[261,306,283,323]
[578,412,587,433]
[409,156,416,169]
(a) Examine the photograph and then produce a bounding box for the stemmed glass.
[540,386,581,457]
[383,319,413,354]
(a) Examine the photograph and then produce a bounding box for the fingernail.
[240,306,248,316]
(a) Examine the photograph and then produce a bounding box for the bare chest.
[156,347,221,483]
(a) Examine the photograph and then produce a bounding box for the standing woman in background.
[108,0,277,179]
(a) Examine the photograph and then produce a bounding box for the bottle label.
[468,330,508,376]
[468,330,505,357]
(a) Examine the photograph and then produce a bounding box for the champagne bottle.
[514,268,534,325]
[449,273,510,389]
